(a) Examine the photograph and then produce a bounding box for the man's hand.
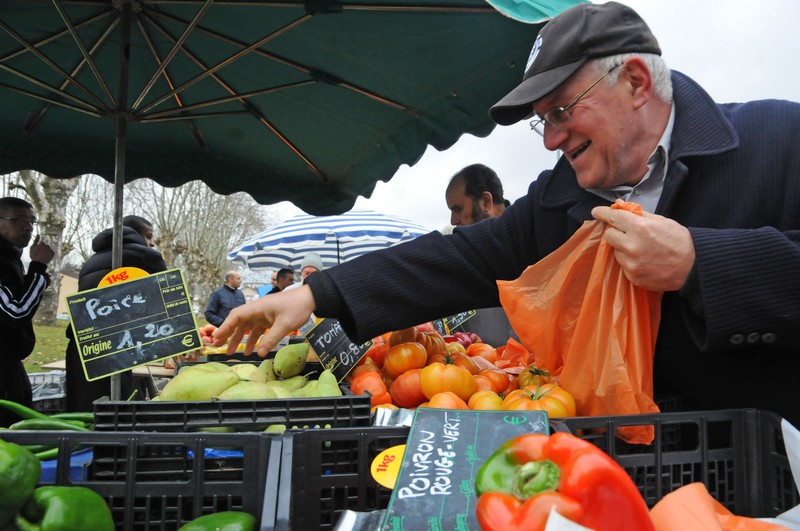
[29,235,55,265]
[212,284,316,357]
[591,201,695,292]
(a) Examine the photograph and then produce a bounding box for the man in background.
[267,268,294,294]
[65,215,167,411]
[205,270,246,326]
[444,165,518,347]
[299,252,324,280]
[0,197,54,426]
[445,163,511,227]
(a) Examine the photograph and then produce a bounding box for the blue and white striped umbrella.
[228,209,433,271]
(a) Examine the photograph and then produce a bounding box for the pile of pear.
[156,342,343,401]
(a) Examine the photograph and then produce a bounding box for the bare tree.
[17,170,79,326]
[124,179,279,313]
[62,174,116,265]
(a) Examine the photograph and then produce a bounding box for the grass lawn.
[27,321,71,373]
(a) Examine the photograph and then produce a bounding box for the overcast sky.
[275,0,800,232]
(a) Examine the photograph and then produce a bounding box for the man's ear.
[481,191,493,210]
[621,57,654,110]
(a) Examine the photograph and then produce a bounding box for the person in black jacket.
[211,3,800,426]
[0,197,54,427]
[204,270,245,326]
[65,215,167,411]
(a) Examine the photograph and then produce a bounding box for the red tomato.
[389,368,427,408]
[419,362,477,402]
[388,327,420,347]
[364,341,390,368]
[350,371,392,407]
[383,342,427,376]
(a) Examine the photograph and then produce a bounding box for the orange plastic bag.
[497,202,662,444]
[650,483,791,530]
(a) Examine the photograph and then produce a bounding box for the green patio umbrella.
[0,1,579,222]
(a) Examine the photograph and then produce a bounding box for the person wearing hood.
[65,215,167,411]
[0,197,54,426]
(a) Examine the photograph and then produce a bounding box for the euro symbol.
[181,334,195,347]
[503,415,526,425]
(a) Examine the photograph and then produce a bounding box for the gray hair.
[593,53,673,103]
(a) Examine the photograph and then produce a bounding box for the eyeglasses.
[0,216,38,226]
[530,63,622,131]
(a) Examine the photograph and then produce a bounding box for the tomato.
[346,357,380,382]
[445,342,467,356]
[382,342,427,376]
[426,391,468,410]
[364,341,390,368]
[388,327,420,347]
[531,383,577,417]
[350,371,392,407]
[452,353,480,375]
[517,364,551,388]
[465,342,498,364]
[472,374,495,393]
[419,362,477,402]
[468,390,504,410]
[389,368,427,408]
[502,388,568,417]
[477,368,511,394]
[418,331,446,359]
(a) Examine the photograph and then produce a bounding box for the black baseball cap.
[489,2,661,125]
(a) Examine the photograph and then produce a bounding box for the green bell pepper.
[0,439,40,528]
[16,486,114,531]
[178,511,256,531]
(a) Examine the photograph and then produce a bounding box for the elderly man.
[0,197,54,426]
[213,2,800,426]
[204,270,246,326]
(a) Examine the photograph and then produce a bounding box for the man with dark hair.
[0,197,54,426]
[65,215,167,411]
[214,2,800,426]
[266,268,294,294]
[205,270,245,327]
[445,163,511,226]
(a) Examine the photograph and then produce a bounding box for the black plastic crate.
[551,409,799,517]
[0,430,281,531]
[276,426,410,531]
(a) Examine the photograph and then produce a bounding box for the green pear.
[273,342,309,378]
[258,359,278,382]
[268,374,308,393]
[216,381,278,400]
[177,361,230,375]
[264,424,287,434]
[229,363,266,383]
[159,367,240,401]
[313,369,343,397]
[291,379,318,398]
[264,381,293,399]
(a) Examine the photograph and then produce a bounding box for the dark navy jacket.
[308,72,800,424]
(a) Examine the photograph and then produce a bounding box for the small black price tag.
[442,310,477,333]
[305,318,373,381]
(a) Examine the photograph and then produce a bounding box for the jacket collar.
[538,70,739,224]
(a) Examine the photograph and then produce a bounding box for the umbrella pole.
[109,0,133,401]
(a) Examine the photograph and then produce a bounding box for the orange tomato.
[517,363,551,388]
[419,362,477,402]
[502,389,568,417]
[364,341,390,368]
[383,342,427,376]
[530,383,577,417]
[389,368,427,408]
[418,331,446,359]
[472,374,496,393]
[426,391,469,410]
[350,370,392,407]
[468,390,504,410]
[477,368,512,394]
[465,342,498,364]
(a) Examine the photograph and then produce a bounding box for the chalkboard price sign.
[383,408,548,530]
[67,268,201,381]
[305,318,373,381]
[443,310,477,333]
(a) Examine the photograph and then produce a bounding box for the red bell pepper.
[475,432,654,531]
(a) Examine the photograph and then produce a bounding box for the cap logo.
[525,34,543,74]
